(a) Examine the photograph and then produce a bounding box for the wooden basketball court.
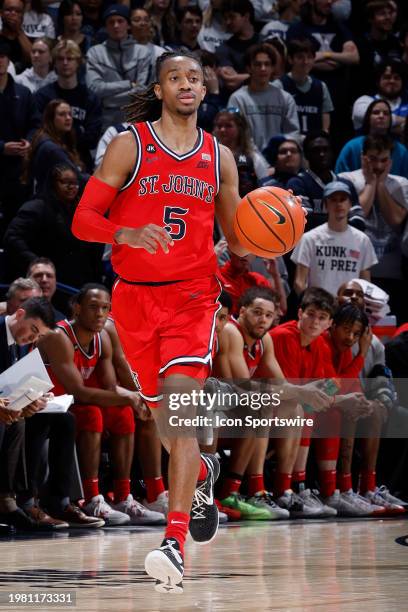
[0,517,407,611]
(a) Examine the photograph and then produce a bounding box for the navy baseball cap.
[103,4,130,23]
[323,181,352,199]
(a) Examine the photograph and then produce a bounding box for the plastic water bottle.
[303,378,340,414]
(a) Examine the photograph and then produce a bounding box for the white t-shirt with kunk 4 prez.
[291,222,378,295]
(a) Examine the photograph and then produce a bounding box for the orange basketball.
[233,186,306,258]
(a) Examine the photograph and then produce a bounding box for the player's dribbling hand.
[116,225,174,254]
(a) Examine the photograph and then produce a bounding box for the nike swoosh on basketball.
[258,200,286,225]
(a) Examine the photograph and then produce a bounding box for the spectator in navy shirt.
[24,99,87,195]
[216,0,260,93]
[0,0,32,72]
[35,39,102,170]
[287,131,365,232]
[57,1,93,58]
[278,37,334,134]
[4,164,103,286]
[355,0,401,95]
[0,41,40,231]
[261,135,303,189]
[287,0,359,148]
[167,6,203,53]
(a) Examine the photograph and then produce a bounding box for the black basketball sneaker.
[144,537,184,594]
[189,453,220,544]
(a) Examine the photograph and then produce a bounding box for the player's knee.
[72,404,103,433]
[169,436,200,454]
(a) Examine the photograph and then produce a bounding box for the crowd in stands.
[1,0,408,532]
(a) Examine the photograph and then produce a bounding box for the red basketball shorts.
[111,275,221,405]
[71,404,135,435]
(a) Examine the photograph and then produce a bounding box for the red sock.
[337,472,352,492]
[360,470,376,494]
[165,511,190,555]
[319,470,337,498]
[114,479,131,503]
[198,459,208,482]
[292,470,306,485]
[145,476,165,503]
[273,472,292,497]
[83,478,99,503]
[248,474,265,496]
[219,477,241,500]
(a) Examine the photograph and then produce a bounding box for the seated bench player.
[38,283,166,525]
[215,286,332,518]
[337,280,406,513]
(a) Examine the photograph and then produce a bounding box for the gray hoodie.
[86,37,151,128]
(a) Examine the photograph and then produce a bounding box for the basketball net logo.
[257,199,286,225]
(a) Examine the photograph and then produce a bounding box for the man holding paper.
[0,298,55,531]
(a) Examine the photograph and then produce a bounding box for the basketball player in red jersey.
[72,51,255,593]
[216,287,306,520]
[73,51,324,590]
[38,284,165,527]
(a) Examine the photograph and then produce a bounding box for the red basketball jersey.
[46,320,102,395]
[231,318,264,377]
[108,121,220,282]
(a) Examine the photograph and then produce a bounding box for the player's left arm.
[212,327,233,379]
[104,319,138,390]
[215,144,249,257]
[93,329,119,391]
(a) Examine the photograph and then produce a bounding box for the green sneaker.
[246,491,290,520]
[219,492,271,520]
